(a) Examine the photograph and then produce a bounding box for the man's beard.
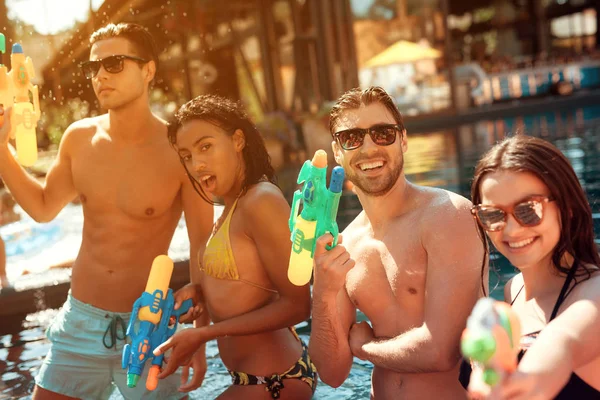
[346,154,403,197]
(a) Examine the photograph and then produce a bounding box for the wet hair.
[90,23,158,81]
[167,94,276,204]
[329,86,405,135]
[471,135,600,281]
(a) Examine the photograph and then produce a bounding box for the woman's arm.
[494,280,600,399]
[200,184,311,339]
[155,184,311,375]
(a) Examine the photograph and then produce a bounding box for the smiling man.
[308,86,487,399]
[0,23,212,399]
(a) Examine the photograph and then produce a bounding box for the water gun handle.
[145,298,194,391]
[288,189,302,233]
[316,166,345,250]
[171,298,194,325]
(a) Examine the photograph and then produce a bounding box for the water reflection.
[2,105,600,399]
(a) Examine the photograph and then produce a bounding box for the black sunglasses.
[471,196,555,232]
[334,124,402,150]
[80,55,148,79]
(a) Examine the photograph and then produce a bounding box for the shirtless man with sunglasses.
[309,86,487,399]
[0,23,212,399]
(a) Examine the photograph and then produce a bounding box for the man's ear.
[400,129,408,153]
[232,129,246,152]
[332,140,342,165]
[145,60,156,83]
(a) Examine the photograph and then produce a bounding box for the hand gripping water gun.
[288,149,345,286]
[461,298,521,395]
[122,255,193,391]
[0,35,40,167]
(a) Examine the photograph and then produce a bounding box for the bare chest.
[345,235,427,314]
[71,141,182,219]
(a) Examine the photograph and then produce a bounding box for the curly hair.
[168,94,276,204]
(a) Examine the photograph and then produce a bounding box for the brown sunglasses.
[471,195,555,232]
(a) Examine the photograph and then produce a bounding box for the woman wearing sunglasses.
[470,135,600,399]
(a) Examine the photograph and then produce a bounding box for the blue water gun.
[121,255,193,391]
[287,149,345,286]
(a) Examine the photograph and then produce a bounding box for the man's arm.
[356,197,485,373]
[0,114,78,222]
[309,231,357,388]
[309,285,356,388]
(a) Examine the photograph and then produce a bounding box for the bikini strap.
[549,259,580,321]
[238,277,279,294]
[510,284,525,306]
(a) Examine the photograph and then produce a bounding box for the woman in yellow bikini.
[154,95,315,399]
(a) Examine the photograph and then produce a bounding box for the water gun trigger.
[324,227,339,250]
[172,299,194,321]
[165,298,194,337]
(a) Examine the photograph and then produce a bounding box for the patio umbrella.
[364,40,442,68]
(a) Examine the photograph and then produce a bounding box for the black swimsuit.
[511,260,600,399]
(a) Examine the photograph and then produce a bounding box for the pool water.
[0,311,373,399]
[2,104,600,399]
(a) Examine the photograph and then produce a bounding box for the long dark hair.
[471,135,600,280]
[168,94,276,204]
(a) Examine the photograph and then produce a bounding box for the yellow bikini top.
[201,197,277,293]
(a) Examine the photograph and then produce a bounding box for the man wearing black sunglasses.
[0,23,212,399]
[309,86,487,399]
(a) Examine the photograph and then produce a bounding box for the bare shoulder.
[416,186,474,229]
[504,273,524,303]
[572,269,600,303]
[57,116,102,154]
[240,181,289,215]
[63,116,102,138]
[340,210,368,246]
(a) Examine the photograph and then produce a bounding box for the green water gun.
[461,298,521,395]
[287,149,345,286]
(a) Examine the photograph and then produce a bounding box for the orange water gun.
[0,34,40,167]
[461,298,522,397]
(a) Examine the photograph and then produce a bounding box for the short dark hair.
[90,23,158,71]
[329,86,404,135]
[471,135,600,279]
[168,94,276,204]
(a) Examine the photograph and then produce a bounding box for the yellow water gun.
[0,34,40,167]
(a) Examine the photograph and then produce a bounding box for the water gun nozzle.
[127,373,140,388]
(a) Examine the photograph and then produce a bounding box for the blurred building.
[40,0,359,119]
[39,0,600,118]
